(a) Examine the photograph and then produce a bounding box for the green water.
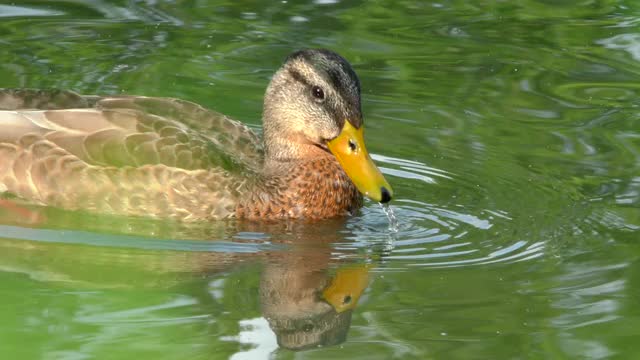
[1,1,639,359]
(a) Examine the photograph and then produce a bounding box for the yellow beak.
[327,121,393,202]
[323,265,371,313]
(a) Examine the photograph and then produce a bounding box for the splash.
[379,203,399,233]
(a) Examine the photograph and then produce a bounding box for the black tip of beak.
[380,187,392,203]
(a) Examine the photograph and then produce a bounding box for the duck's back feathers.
[0,89,264,171]
[0,89,264,220]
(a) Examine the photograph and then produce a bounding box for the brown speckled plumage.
[0,50,376,221]
[237,157,362,220]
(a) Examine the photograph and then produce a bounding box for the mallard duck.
[0,49,393,221]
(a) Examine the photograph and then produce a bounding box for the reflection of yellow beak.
[327,121,393,203]
[323,265,371,313]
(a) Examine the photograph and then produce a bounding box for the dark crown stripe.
[287,69,311,87]
[287,49,363,129]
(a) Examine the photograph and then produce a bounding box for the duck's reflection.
[0,210,373,351]
[258,236,369,349]
[261,260,354,349]
[235,219,370,350]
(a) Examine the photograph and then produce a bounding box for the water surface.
[1,1,639,359]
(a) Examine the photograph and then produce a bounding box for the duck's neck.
[261,84,325,161]
[263,135,328,162]
[237,156,363,220]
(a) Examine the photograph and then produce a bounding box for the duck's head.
[263,49,393,203]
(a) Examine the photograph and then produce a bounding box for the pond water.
[1,1,639,359]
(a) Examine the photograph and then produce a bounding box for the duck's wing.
[0,88,96,110]
[0,89,264,220]
[0,88,264,171]
[93,95,264,169]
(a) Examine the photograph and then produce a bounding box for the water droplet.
[379,203,399,233]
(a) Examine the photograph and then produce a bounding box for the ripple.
[0,5,64,18]
[340,155,545,269]
[374,154,453,184]
[509,49,640,112]
[373,201,543,268]
[76,296,203,324]
[597,33,640,62]
[0,224,279,253]
[552,82,640,107]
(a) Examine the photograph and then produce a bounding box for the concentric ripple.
[337,154,547,268]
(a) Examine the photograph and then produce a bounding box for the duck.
[0,49,393,221]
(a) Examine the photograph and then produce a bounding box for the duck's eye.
[302,323,315,332]
[312,86,325,100]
